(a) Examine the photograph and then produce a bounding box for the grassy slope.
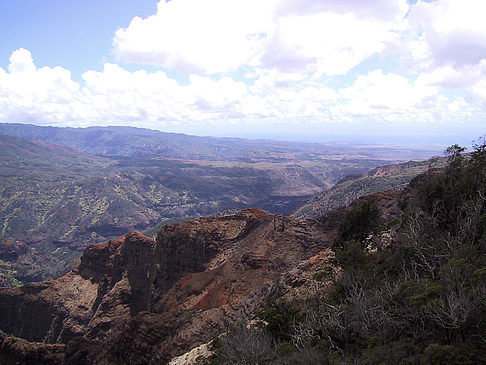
[293,158,445,218]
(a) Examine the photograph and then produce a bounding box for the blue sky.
[0,0,157,79]
[0,0,485,146]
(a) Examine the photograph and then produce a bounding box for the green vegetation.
[294,158,445,218]
[208,139,486,364]
[333,200,380,250]
[0,132,408,286]
[0,260,22,287]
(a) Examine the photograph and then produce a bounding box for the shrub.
[333,200,380,251]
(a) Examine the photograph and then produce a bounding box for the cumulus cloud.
[333,69,477,124]
[409,0,486,68]
[8,48,36,73]
[339,70,437,111]
[0,49,336,126]
[0,49,80,125]
[275,0,409,21]
[406,0,486,105]
[1,0,485,132]
[268,11,407,77]
[113,0,278,74]
[113,0,407,76]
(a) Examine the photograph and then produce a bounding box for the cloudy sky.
[0,0,485,145]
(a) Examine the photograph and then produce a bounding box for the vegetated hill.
[0,141,484,364]
[0,123,438,162]
[0,132,112,179]
[293,157,445,218]
[0,133,394,287]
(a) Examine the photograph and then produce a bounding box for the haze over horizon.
[1,0,485,146]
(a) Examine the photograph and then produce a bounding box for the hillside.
[0,123,438,162]
[0,209,342,364]
[0,132,397,287]
[0,141,484,364]
[293,157,445,218]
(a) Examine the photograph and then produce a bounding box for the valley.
[0,142,484,364]
[1,1,483,363]
[0,125,439,287]
[293,157,446,218]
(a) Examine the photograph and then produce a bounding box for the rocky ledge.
[0,196,401,364]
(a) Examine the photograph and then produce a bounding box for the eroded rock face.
[0,239,27,260]
[0,202,400,364]
[0,231,156,356]
[0,330,65,365]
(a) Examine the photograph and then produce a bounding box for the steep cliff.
[0,199,400,364]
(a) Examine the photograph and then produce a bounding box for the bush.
[213,324,277,364]
[258,303,296,342]
[333,200,380,251]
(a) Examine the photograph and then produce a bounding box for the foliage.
[333,200,380,251]
[258,303,297,342]
[0,260,22,287]
[210,138,486,364]
[294,158,444,219]
[205,324,278,364]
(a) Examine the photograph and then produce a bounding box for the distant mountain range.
[0,123,439,162]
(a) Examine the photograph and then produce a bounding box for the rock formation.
[0,194,401,364]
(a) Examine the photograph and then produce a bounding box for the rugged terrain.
[0,188,402,364]
[0,209,336,364]
[0,143,485,364]
[0,132,393,287]
[0,126,439,287]
[293,157,445,218]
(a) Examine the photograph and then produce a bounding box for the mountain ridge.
[293,157,445,218]
[0,123,439,162]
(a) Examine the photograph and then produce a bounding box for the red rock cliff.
[0,200,400,364]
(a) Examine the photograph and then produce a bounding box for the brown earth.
[0,191,403,364]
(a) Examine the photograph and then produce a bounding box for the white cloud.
[247,69,337,117]
[0,45,481,131]
[113,0,408,77]
[8,48,36,73]
[0,50,336,126]
[113,0,278,74]
[469,73,486,107]
[340,70,437,110]
[399,0,486,106]
[263,11,406,77]
[409,0,486,68]
[275,0,409,21]
[333,69,476,124]
[415,60,486,93]
[0,49,80,125]
[2,0,486,134]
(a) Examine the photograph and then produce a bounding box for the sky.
[0,0,485,146]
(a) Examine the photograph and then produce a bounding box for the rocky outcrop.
[0,239,28,260]
[0,198,402,364]
[0,330,65,365]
